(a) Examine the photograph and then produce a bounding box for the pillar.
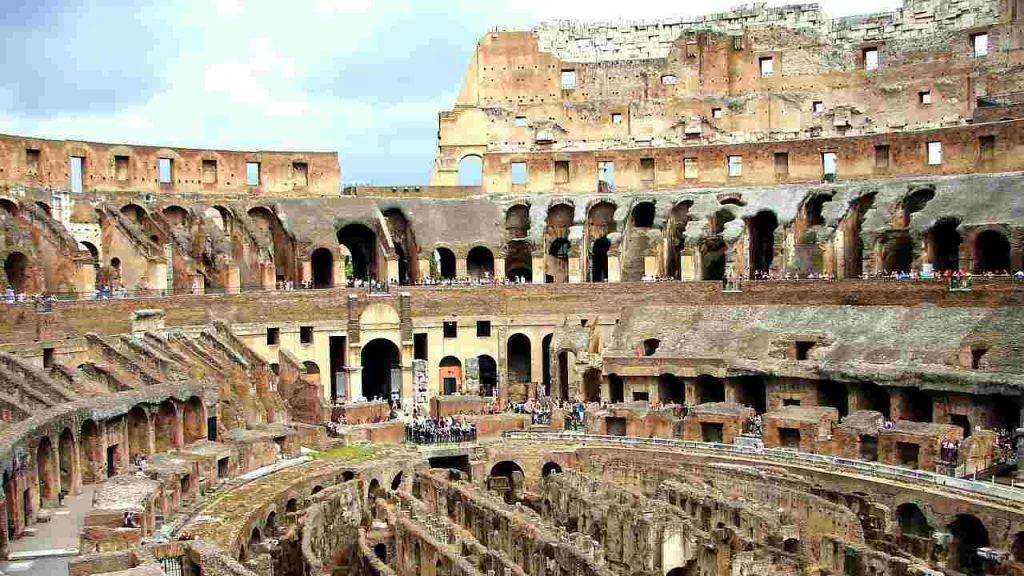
[225,265,241,293]
[607,255,621,282]
[334,257,346,287]
[532,255,545,284]
[568,256,582,283]
[301,260,312,285]
[456,257,468,279]
[387,258,400,284]
[418,258,431,281]
[494,258,506,281]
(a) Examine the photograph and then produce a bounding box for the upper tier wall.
[0,133,341,197]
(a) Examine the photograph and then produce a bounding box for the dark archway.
[948,514,989,575]
[817,381,849,418]
[695,375,724,404]
[467,246,495,279]
[895,503,931,537]
[489,460,524,482]
[433,247,456,280]
[882,233,914,273]
[383,208,417,285]
[975,230,1010,273]
[557,350,570,401]
[609,374,624,404]
[582,368,601,402]
[154,400,179,453]
[183,396,205,444]
[361,338,400,401]
[861,382,891,417]
[737,376,767,414]
[337,224,378,281]
[701,238,727,281]
[590,237,611,282]
[0,199,18,217]
[542,462,563,476]
[507,333,531,386]
[80,419,103,484]
[929,219,961,272]
[903,387,933,422]
[659,374,686,405]
[632,202,655,228]
[478,355,497,397]
[37,436,57,502]
[541,334,553,396]
[391,471,403,490]
[902,188,935,226]
[311,248,333,288]
[547,238,571,283]
[505,240,533,282]
[3,252,29,293]
[749,210,778,277]
[439,356,461,395]
[58,428,76,494]
[127,406,149,459]
[248,206,294,283]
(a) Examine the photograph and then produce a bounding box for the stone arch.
[547,238,571,283]
[154,400,180,453]
[126,406,150,459]
[895,503,931,537]
[3,252,29,292]
[666,201,692,280]
[803,194,831,227]
[748,210,778,277]
[303,361,321,376]
[120,203,149,225]
[248,206,294,283]
[285,498,298,513]
[489,460,524,481]
[782,538,800,553]
[80,241,100,265]
[665,561,698,576]
[631,201,655,228]
[506,333,532,387]
[545,203,575,283]
[161,205,191,228]
[183,396,205,444]
[587,201,616,282]
[0,198,19,217]
[432,246,456,280]
[361,338,401,401]
[457,154,483,186]
[311,247,334,288]
[541,334,553,396]
[928,218,961,272]
[478,354,498,397]
[590,236,611,282]
[659,374,686,405]
[1011,531,1024,562]
[36,435,57,503]
[439,355,462,395]
[337,223,378,281]
[58,428,78,495]
[206,205,231,232]
[390,471,403,491]
[265,511,277,536]
[642,338,660,356]
[467,246,495,279]
[582,368,601,402]
[505,240,533,282]
[505,204,531,238]
[695,375,725,404]
[974,229,1010,273]
[700,238,727,281]
[882,232,914,273]
[947,514,989,574]
[541,462,563,477]
[902,187,935,227]
[382,207,417,285]
[80,419,103,483]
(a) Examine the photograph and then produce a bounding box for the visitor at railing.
[743,414,764,437]
[406,416,476,444]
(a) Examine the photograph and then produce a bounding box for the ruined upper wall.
[0,133,341,197]
[433,0,1024,187]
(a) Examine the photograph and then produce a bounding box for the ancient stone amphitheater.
[2,1,1024,575]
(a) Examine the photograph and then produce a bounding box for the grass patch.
[311,444,377,463]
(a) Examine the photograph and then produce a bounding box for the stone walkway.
[0,484,95,576]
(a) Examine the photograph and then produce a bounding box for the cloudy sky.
[0,0,901,185]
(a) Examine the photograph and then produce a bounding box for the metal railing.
[502,432,1024,504]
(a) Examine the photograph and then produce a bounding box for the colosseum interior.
[3,1,1024,575]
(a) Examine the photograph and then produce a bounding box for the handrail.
[502,431,1024,504]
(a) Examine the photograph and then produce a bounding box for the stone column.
[532,254,545,284]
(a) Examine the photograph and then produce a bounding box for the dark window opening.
[26,149,40,175]
[642,338,660,356]
[792,341,815,361]
[293,162,309,186]
[950,413,972,437]
[639,157,655,182]
[896,442,920,469]
[979,135,996,163]
[874,145,890,170]
[779,428,801,449]
[773,152,789,177]
[300,326,313,345]
[971,347,987,369]
[554,160,570,184]
[860,435,878,461]
[701,422,724,443]
[115,155,130,182]
[414,333,428,361]
[476,321,491,337]
[443,321,457,339]
[266,327,280,346]
[42,347,54,368]
[632,391,649,402]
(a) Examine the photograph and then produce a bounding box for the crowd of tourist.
[405,415,477,444]
[505,398,586,429]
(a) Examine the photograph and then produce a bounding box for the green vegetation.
[311,444,377,463]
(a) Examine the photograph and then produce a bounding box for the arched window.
[457,155,483,186]
[975,229,1010,273]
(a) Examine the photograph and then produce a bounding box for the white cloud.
[214,0,244,17]
[317,0,375,15]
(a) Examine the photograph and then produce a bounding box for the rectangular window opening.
[69,156,84,193]
[598,161,615,192]
[863,47,879,71]
[414,333,428,361]
[611,112,623,124]
[26,149,40,176]
[639,157,655,182]
[919,90,932,105]
[773,152,789,178]
[812,101,824,113]
[300,326,313,345]
[514,116,528,127]
[822,152,838,181]
[759,56,774,78]
[443,321,457,339]
[727,155,742,177]
[511,161,528,185]
[114,155,130,182]
[246,161,260,186]
[874,145,891,170]
[711,107,723,119]
[476,320,491,338]
[158,158,173,184]
[979,135,996,163]
[560,69,577,90]
[266,327,280,346]
[42,347,54,369]
[793,341,815,361]
[293,161,308,186]
[683,157,698,179]
[554,160,570,184]
[202,159,218,184]
[927,141,943,165]
[972,32,989,57]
